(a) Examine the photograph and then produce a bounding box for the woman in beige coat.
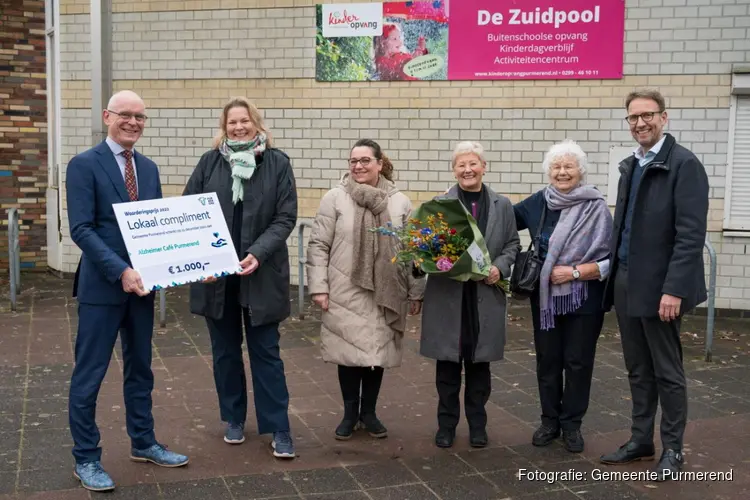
[306,139,425,440]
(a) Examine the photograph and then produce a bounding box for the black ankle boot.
[337,365,363,440]
[360,367,388,438]
[335,400,360,440]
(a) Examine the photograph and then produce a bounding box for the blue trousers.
[205,290,290,434]
[69,295,157,464]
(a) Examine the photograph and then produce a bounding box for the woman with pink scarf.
[513,140,613,454]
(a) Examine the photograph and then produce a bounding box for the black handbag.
[510,205,547,299]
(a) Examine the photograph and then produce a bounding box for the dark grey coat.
[183,148,298,326]
[419,185,521,363]
[603,133,709,317]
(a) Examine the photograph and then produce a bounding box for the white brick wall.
[61,107,729,197]
[59,14,90,81]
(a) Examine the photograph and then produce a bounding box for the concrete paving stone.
[495,372,540,391]
[508,442,585,466]
[0,472,14,495]
[425,474,502,499]
[0,451,18,473]
[685,401,731,420]
[522,490,583,500]
[489,389,539,408]
[0,415,21,434]
[484,467,567,496]
[23,386,69,401]
[152,346,199,358]
[16,468,78,493]
[491,360,535,375]
[14,488,91,500]
[501,404,544,425]
[105,483,161,500]
[365,484,439,500]
[287,467,360,495]
[20,446,73,471]
[23,399,68,417]
[0,433,21,454]
[705,396,750,415]
[572,482,651,500]
[302,492,367,500]
[714,381,750,398]
[456,446,529,472]
[21,430,71,451]
[159,478,232,499]
[225,472,298,499]
[402,454,476,483]
[579,410,632,434]
[345,460,420,489]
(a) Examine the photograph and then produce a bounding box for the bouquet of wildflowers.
[375,198,510,294]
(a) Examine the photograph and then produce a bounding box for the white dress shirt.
[105,136,138,195]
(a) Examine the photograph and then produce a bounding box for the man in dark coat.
[600,89,709,480]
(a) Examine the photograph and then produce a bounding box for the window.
[723,73,750,232]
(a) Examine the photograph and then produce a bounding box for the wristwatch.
[572,265,581,280]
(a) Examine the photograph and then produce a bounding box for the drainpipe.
[90,0,113,145]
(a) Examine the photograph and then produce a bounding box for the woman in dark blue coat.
[183,97,297,459]
[514,140,612,453]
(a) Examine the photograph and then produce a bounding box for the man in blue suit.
[66,90,189,492]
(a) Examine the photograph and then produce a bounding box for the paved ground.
[1,274,749,499]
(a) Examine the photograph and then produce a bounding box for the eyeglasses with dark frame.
[107,109,148,123]
[348,157,373,167]
[625,111,662,125]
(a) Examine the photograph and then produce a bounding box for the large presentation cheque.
[112,193,242,291]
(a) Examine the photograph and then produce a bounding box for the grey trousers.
[614,268,688,451]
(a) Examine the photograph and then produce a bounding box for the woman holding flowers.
[183,97,297,459]
[513,139,612,454]
[419,141,520,449]
[306,139,425,441]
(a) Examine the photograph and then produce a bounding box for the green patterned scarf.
[219,133,267,204]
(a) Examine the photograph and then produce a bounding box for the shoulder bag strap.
[530,203,547,257]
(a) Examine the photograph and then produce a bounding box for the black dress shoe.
[651,449,683,481]
[562,429,584,453]
[532,425,560,447]
[600,441,656,465]
[469,428,488,448]
[435,428,455,448]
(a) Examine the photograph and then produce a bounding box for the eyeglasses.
[107,110,148,123]
[625,111,661,125]
[349,157,373,167]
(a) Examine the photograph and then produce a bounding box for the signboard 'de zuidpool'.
[450,0,625,80]
[315,0,625,82]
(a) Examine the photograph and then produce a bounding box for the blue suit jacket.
[66,140,163,305]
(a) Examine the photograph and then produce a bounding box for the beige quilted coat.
[306,175,425,368]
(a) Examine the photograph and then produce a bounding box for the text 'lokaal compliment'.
[127,211,212,230]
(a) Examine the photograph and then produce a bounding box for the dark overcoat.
[183,148,298,326]
[419,185,521,363]
[603,133,709,317]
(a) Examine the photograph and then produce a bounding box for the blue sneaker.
[271,431,295,459]
[224,422,245,444]
[130,443,189,467]
[73,461,115,492]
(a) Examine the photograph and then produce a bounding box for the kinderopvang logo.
[327,9,379,31]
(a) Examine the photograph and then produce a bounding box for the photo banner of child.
[316,1,449,82]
